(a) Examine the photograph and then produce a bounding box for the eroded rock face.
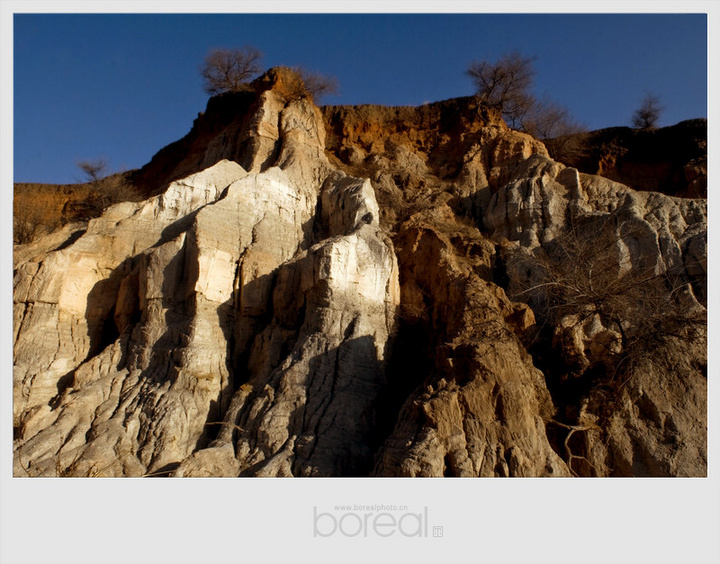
[177,175,399,477]
[13,70,706,477]
[481,154,706,476]
[13,79,399,478]
[547,119,707,198]
[372,207,569,477]
[14,158,320,476]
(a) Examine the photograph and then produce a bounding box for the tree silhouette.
[200,47,263,95]
[77,158,107,184]
[466,52,536,128]
[631,93,663,129]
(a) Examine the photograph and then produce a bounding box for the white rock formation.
[13,88,400,477]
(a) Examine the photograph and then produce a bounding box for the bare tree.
[466,52,536,128]
[466,52,588,147]
[77,158,108,184]
[521,97,585,141]
[631,93,663,129]
[200,47,263,95]
[507,214,705,475]
[77,158,108,210]
[507,215,705,375]
[522,97,587,162]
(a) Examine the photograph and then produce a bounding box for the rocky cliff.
[546,119,707,199]
[13,68,706,477]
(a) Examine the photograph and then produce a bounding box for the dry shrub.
[13,202,47,244]
[91,172,142,209]
[14,172,142,245]
[521,98,587,163]
[13,185,83,244]
[507,214,706,379]
[274,66,338,103]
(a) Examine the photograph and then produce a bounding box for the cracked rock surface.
[13,68,706,477]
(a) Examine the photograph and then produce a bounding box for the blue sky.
[13,13,708,184]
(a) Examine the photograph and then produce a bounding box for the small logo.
[313,505,442,538]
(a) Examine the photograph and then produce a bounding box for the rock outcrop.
[481,154,706,476]
[372,205,570,477]
[13,68,706,477]
[547,119,707,198]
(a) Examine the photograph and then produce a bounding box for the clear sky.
[13,12,708,184]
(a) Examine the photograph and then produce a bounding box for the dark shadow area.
[146,461,181,477]
[51,228,87,252]
[549,119,707,198]
[372,318,433,466]
[288,334,385,477]
[54,370,76,399]
[199,399,223,446]
[155,209,202,249]
[84,255,139,361]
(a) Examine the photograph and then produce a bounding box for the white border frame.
[2,3,718,563]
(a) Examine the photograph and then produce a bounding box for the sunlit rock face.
[13,68,706,477]
[13,80,400,478]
